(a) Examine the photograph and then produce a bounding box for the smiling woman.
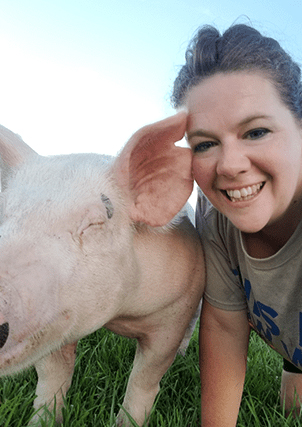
[186,71,302,236]
[171,23,302,426]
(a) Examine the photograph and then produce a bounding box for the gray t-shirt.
[196,190,302,369]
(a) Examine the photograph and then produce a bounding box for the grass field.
[0,326,301,426]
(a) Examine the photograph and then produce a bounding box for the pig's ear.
[112,111,193,227]
[0,125,38,190]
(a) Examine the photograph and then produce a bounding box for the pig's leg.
[30,341,77,425]
[116,331,181,426]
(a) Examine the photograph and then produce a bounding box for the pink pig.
[0,112,204,426]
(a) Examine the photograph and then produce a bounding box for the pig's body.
[0,113,204,426]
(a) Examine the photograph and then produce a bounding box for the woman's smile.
[222,182,265,203]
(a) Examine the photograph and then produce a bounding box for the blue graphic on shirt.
[243,277,280,342]
[232,267,302,368]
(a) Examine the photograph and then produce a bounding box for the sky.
[0,0,301,162]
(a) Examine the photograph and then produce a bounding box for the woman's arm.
[199,299,250,426]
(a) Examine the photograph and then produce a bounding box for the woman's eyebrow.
[187,129,217,140]
[187,114,273,140]
[238,114,273,126]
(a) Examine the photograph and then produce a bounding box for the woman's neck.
[242,198,302,259]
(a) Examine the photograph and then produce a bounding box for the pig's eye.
[77,215,105,236]
[87,222,104,230]
[80,221,104,235]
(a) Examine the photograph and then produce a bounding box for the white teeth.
[240,188,249,197]
[226,183,263,202]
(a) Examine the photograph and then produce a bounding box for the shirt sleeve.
[196,190,247,311]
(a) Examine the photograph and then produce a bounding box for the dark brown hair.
[171,24,302,120]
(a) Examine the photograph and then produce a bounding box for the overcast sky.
[0,0,301,158]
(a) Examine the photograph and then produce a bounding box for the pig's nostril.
[0,322,9,348]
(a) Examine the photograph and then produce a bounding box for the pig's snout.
[0,322,9,348]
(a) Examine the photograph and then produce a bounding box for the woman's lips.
[223,182,265,202]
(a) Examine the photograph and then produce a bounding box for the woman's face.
[186,72,302,234]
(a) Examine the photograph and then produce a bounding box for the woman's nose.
[216,143,251,178]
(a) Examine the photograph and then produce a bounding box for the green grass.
[0,327,301,426]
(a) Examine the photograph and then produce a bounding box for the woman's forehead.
[185,72,285,126]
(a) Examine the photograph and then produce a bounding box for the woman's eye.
[192,140,216,153]
[245,128,270,140]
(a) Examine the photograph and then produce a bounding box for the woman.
[171,24,302,425]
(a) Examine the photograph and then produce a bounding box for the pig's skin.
[0,112,205,426]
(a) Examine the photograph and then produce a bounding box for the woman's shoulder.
[195,189,234,234]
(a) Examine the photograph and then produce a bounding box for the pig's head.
[0,112,193,375]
